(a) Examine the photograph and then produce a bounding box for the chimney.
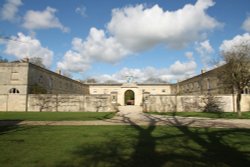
[201,69,206,74]
[23,57,29,62]
[57,69,61,75]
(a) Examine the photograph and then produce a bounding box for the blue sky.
[1,0,250,83]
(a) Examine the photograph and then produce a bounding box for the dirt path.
[1,111,250,128]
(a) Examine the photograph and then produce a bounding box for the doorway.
[124,90,135,105]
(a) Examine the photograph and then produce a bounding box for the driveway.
[0,111,250,128]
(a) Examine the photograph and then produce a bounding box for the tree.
[0,56,8,62]
[221,42,250,117]
[30,57,46,68]
[81,78,98,84]
[62,71,72,79]
[201,94,223,113]
[144,77,168,84]
[104,80,119,84]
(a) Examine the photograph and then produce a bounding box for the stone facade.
[89,83,173,106]
[0,62,29,95]
[0,94,115,112]
[0,61,249,112]
[175,66,227,95]
[143,94,250,112]
[0,61,89,95]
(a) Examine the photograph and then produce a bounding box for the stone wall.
[0,94,116,112]
[143,95,250,112]
[176,66,227,95]
[0,94,27,112]
[0,62,28,95]
[0,94,249,112]
[28,63,89,94]
[0,62,89,95]
[89,83,173,106]
[242,94,250,112]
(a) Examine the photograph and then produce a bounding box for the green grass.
[0,125,250,167]
[149,111,250,119]
[0,112,115,121]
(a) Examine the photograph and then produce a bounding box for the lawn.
[0,125,250,167]
[0,112,115,121]
[149,111,250,119]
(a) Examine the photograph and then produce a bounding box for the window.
[9,88,20,94]
[243,87,249,94]
[162,89,166,93]
[48,77,53,88]
[38,75,44,84]
[104,89,108,94]
[190,83,193,90]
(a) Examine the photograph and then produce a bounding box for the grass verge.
[0,112,115,121]
[149,111,250,119]
[0,125,250,167]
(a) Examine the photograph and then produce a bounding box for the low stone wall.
[144,95,250,112]
[0,94,116,112]
[242,94,250,112]
[0,94,249,112]
[0,94,27,112]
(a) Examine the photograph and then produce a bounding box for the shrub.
[202,94,223,113]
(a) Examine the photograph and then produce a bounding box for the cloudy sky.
[1,0,250,83]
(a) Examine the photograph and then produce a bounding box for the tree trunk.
[236,92,242,117]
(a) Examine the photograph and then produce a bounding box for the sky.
[0,0,250,83]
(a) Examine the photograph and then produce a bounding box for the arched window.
[9,88,20,94]
[243,87,249,94]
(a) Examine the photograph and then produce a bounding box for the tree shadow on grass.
[169,115,250,166]
[96,112,115,120]
[0,120,36,136]
[56,114,250,167]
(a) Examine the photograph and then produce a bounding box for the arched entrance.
[124,90,135,105]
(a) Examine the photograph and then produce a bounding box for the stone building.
[0,60,249,112]
[0,61,89,95]
[175,66,226,95]
[89,83,174,106]
[175,66,249,95]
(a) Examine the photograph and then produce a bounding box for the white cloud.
[94,59,197,83]
[22,7,69,32]
[59,0,219,73]
[75,6,87,17]
[219,33,250,52]
[4,32,53,67]
[57,50,91,73]
[196,40,214,67]
[0,0,22,22]
[242,16,250,32]
[108,0,220,51]
[57,27,130,72]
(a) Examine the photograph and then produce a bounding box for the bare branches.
[220,41,250,116]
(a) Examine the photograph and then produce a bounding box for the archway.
[124,90,135,105]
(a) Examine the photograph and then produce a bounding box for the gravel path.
[1,111,250,128]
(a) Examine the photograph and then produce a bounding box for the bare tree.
[0,56,8,62]
[62,71,72,79]
[221,42,250,117]
[144,77,168,84]
[30,57,46,68]
[104,80,119,84]
[81,78,98,84]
